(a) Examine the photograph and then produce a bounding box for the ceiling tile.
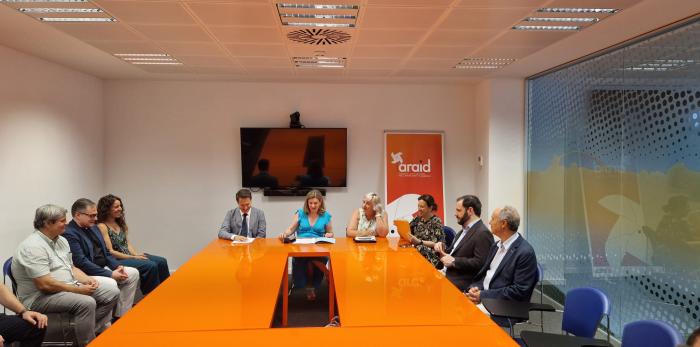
[226,44,287,57]
[404,58,457,69]
[547,0,643,8]
[351,45,413,57]
[244,67,295,76]
[85,40,161,54]
[355,29,426,45]
[367,0,454,6]
[287,44,351,58]
[132,24,211,42]
[135,64,188,73]
[176,55,235,66]
[455,0,543,7]
[185,66,243,74]
[440,8,533,30]
[360,7,445,29]
[472,45,542,59]
[48,23,142,41]
[413,45,475,59]
[96,1,196,25]
[157,42,225,56]
[345,69,393,76]
[294,68,345,77]
[209,26,282,43]
[424,29,499,46]
[490,30,573,46]
[237,57,291,68]
[188,3,276,27]
[347,58,399,69]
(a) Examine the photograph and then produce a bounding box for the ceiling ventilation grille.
[455,58,516,70]
[287,28,351,45]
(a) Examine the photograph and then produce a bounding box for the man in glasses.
[64,198,139,322]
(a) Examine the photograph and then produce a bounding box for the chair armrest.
[528,303,556,312]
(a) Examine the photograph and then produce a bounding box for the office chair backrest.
[443,226,455,248]
[561,287,610,338]
[621,320,683,347]
[3,257,17,294]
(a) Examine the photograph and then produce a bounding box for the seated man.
[0,283,47,347]
[218,189,267,241]
[63,198,139,319]
[466,205,538,325]
[12,204,120,347]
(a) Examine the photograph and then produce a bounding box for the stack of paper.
[231,237,255,245]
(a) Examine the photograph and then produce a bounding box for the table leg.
[282,258,288,327]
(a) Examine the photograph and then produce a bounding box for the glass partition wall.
[527,17,700,338]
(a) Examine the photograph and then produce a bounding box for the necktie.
[242,213,249,238]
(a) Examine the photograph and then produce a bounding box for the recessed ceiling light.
[512,25,580,31]
[455,65,501,69]
[19,7,102,13]
[121,57,177,61]
[280,13,356,19]
[1,0,87,2]
[130,62,183,65]
[114,53,170,57]
[293,56,346,68]
[524,17,599,23]
[537,8,619,13]
[278,4,358,10]
[40,17,115,22]
[455,57,515,70]
[282,22,354,28]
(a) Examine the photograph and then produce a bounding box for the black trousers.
[0,313,46,347]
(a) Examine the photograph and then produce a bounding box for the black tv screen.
[240,128,347,188]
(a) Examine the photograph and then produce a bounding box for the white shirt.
[483,232,519,290]
[449,219,480,256]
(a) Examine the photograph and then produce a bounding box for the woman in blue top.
[279,189,333,300]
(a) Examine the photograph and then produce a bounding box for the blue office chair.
[443,226,455,249]
[5,257,76,346]
[621,320,682,347]
[561,287,611,342]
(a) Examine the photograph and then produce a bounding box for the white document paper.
[231,237,255,245]
[293,237,336,244]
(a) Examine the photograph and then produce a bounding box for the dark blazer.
[445,220,494,291]
[64,220,120,277]
[470,234,538,303]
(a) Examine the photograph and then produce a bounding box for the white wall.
[103,80,477,267]
[0,45,103,265]
[475,79,526,234]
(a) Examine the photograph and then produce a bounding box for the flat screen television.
[240,128,347,188]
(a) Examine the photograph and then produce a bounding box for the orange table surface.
[92,237,514,346]
[91,325,517,347]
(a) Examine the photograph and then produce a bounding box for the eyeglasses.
[79,212,98,218]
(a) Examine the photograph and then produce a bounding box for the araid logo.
[391,152,432,175]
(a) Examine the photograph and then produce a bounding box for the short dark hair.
[236,188,252,201]
[71,198,95,217]
[688,327,700,346]
[418,194,438,212]
[457,195,481,217]
[257,159,270,171]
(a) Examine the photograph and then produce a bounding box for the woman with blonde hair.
[278,189,333,300]
[346,192,388,237]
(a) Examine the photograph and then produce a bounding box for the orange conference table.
[91,238,517,346]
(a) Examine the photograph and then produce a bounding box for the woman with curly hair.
[96,194,170,295]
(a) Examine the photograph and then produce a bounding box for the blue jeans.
[119,254,170,295]
[292,257,328,289]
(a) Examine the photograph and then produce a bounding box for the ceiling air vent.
[287,28,351,45]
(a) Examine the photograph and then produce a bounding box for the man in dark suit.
[64,198,139,320]
[434,195,494,291]
[466,205,538,320]
[218,188,267,241]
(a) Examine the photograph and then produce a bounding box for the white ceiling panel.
[208,26,283,43]
[360,7,446,29]
[132,24,212,42]
[187,3,276,27]
[96,1,196,25]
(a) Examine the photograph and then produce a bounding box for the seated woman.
[409,194,445,269]
[96,194,170,295]
[278,189,333,301]
[346,192,389,237]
